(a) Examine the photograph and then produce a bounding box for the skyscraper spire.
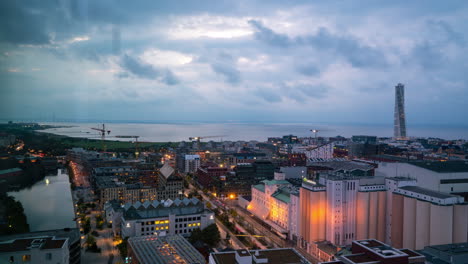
[394,83,407,139]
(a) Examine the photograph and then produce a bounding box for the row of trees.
[0,194,29,235]
[188,224,221,247]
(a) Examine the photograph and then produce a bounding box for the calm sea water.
[8,169,76,232]
[37,122,468,141]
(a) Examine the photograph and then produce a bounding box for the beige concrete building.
[298,173,468,255]
[390,185,468,249]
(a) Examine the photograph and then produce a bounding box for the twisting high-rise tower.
[394,83,407,139]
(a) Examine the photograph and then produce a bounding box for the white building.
[0,237,69,264]
[249,173,300,240]
[184,155,201,173]
[105,197,215,238]
[376,161,468,193]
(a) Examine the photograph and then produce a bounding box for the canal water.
[8,169,76,231]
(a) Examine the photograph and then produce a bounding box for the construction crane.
[91,124,111,151]
[188,135,227,143]
[115,135,140,158]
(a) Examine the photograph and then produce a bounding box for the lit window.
[22,255,31,262]
[126,223,131,228]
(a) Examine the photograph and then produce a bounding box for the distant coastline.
[35,122,468,141]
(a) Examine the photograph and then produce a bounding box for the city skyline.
[1,1,468,125]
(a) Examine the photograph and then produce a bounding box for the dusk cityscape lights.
[1,1,468,264]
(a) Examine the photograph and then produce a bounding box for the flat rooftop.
[308,161,375,172]
[409,161,468,173]
[398,185,456,199]
[0,237,66,252]
[128,235,205,264]
[424,242,468,255]
[211,248,311,264]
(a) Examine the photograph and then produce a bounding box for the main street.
[188,181,320,263]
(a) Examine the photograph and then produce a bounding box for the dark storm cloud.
[296,63,320,76]
[253,83,328,104]
[254,88,282,103]
[428,20,465,46]
[295,84,328,98]
[0,1,55,44]
[0,0,239,46]
[119,54,179,85]
[410,42,445,70]
[248,19,387,68]
[282,83,329,103]
[209,52,241,84]
[407,20,464,71]
[248,20,291,47]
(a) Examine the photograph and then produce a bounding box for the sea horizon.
[30,121,468,142]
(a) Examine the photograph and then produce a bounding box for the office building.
[184,155,201,173]
[229,153,267,165]
[394,83,407,139]
[196,166,228,190]
[127,235,205,264]
[320,239,425,264]
[215,160,275,198]
[351,136,377,144]
[304,143,335,160]
[157,163,184,200]
[105,197,215,238]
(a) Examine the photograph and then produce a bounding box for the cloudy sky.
[1,0,467,125]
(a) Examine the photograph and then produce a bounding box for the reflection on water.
[8,169,76,232]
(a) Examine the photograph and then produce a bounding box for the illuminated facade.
[298,174,468,254]
[249,175,300,239]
